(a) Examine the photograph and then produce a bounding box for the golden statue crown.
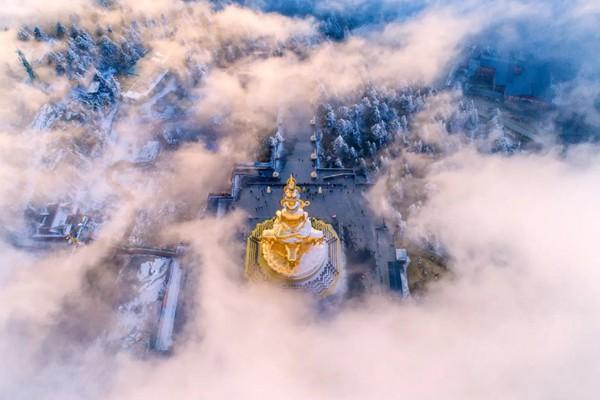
[281,175,309,208]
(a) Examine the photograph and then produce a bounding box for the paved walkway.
[279,122,314,182]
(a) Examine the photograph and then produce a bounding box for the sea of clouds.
[1,1,599,399]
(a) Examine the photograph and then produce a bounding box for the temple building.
[245,175,345,297]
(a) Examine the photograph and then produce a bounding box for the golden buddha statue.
[261,175,324,275]
[245,175,345,297]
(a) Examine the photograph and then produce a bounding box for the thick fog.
[1,1,599,399]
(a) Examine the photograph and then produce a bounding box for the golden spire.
[286,175,296,189]
[283,175,297,200]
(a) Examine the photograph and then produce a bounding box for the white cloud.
[1,1,600,399]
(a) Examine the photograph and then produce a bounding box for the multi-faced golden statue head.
[281,175,309,212]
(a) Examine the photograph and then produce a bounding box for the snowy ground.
[109,256,173,352]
